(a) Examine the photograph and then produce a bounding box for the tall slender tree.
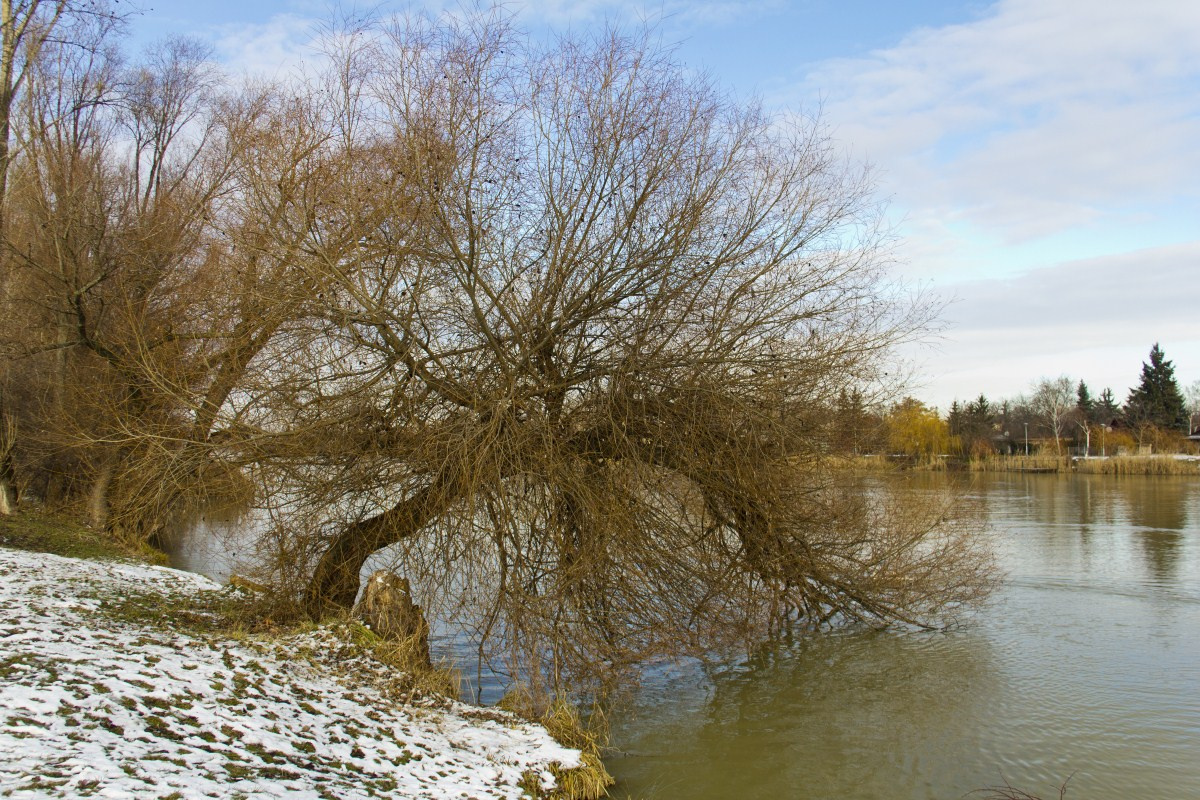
[0,1,126,514]
[1184,380,1200,436]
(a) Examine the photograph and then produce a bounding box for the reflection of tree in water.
[1018,474,1073,529]
[1070,476,1126,556]
[1123,479,1188,582]
[610,629,996,800]
[1024,474,1110,530]
[1015,476,1113,568]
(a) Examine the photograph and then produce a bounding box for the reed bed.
[1073,456,1200,475]
[967,454,1200,475]
[968,455,1068,473]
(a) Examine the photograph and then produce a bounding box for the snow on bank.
[0,546,580,799]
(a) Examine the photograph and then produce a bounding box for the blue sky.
[125,0,1200,410]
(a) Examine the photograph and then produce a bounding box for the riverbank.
[968,454,1200,475]
[837,453,1200,475]
[0,515,594,799]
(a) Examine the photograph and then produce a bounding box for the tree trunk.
[88,457,115,529]
[0,461,15,514]
[303,473,462,619]
[0,410,15,514]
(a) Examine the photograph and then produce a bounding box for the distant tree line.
[861,343,1198,460]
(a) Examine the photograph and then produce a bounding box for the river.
[168,473,1200,798]
[604,473,1200,799]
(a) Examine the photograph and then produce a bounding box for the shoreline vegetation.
[841,453,1200,475]
[0,512,611,800]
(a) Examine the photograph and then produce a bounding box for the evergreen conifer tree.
[1097,388,1120,423]
[1076,381,1095,422]
[1124,343,1188,431]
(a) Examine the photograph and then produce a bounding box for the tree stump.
[353,570,432,669]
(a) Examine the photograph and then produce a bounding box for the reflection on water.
[611,630,997,800]
[1128,479,1188,583]
[607,474,1200,800]
[165,505,257,583]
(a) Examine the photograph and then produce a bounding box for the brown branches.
[0,6,991,695]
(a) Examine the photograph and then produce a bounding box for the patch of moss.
[223,763,253,780]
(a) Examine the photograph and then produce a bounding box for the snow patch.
[0,547,579,799]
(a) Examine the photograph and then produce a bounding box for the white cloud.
[797,0,1200,247]
[787,0,1200,409]
[910,241,1200,407]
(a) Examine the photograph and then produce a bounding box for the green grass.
[0,511,152,562]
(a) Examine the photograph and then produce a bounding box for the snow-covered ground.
[0,546,581,799]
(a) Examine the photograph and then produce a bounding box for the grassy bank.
[0,510,156,562]
[0,513,608,799]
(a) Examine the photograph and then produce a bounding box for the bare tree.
[0,7,993,694]
[0,23,265,538]
[200,12,993,694]
[1029,376,1074,455]
[0,0,128,514]
[1072,411,1091,455]
[1183,379,1200,436]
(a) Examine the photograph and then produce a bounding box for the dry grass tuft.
[502,687,614,799]
[337,619,461,702]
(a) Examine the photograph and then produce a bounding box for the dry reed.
[970,454,1200,475]
[502,687,615,800]
[1073,456,1200,475]
[968,455,1068,473]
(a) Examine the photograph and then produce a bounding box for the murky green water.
[605,474,1200,799]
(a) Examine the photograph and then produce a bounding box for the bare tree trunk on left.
[87,453,114,529]
[0,419,16,514]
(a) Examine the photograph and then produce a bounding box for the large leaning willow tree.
[192,11,993,691]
